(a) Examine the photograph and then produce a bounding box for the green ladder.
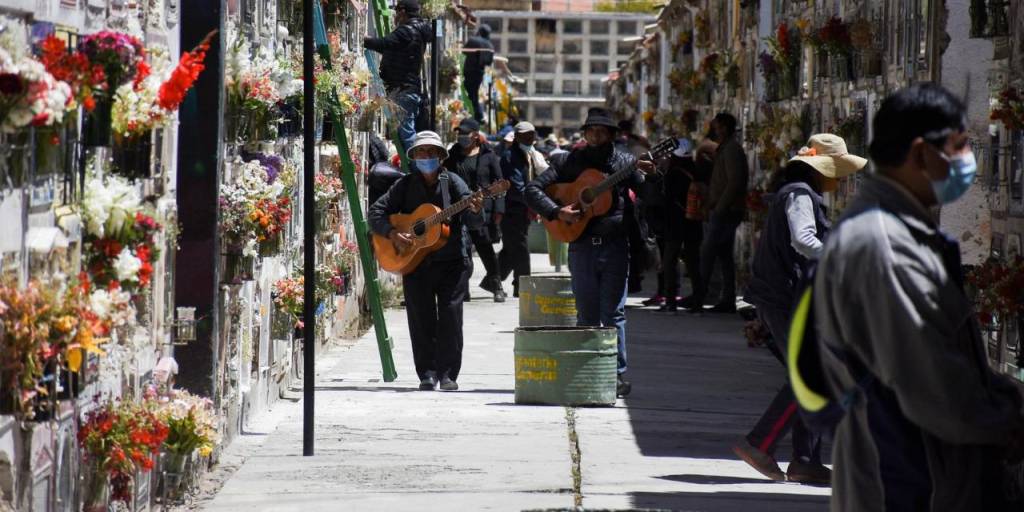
[314,2,397,382]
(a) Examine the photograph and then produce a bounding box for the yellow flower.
[199,445,213,457]
[55,315,76,334]
[795,18,810,34]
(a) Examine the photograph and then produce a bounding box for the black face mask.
[584,142,614,163]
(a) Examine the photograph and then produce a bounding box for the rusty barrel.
[514,326,618,406]
[518,273,576,327]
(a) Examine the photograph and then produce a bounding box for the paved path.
[203,255,830,511]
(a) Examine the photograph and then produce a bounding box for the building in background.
[477,9,656,134]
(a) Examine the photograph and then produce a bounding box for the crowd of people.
[363,1,1024,508]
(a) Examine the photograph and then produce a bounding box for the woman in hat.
[733,134,867,484]
[368,131,484,392]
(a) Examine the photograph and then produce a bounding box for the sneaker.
[439,375,459,391]
[616,375,632,397]
[419,372,438,391]
[493,288,507,303]
[732,441,785,481]
[641,295,665,307]
[786,459,832,485]
[709,301,736,314]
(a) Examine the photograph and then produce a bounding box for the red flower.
[158,30,216,111]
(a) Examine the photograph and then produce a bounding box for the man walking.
[445,118,506,302]
[526,108,655,397]
[500,121,547,297]
[814,84,1024,510]
[685,112,748,313]
[461,24,494,123]
[368,131,484,392]
[363,0,432,151]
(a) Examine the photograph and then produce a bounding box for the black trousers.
[469,228,500,287]
[746,305,822,463]
[464,72,484,123]
[402,258,472,381]
[695,213,741,304]
[499,201,531,291]
[662,221,703,302]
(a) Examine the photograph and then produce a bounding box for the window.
[534,80,554,94]
[564,59,582,74]
[507,38,528,54]
[533,104,553,120]
[535,19,556,54]
[617,20,638,34]
[590,60,609,74]
[591,20,609,34]
[482,18,502,33]
[590,40,609,56]
[563,39,582,54]
[617,41,635,55]
[562,80,582,95]
[563,19,582,34]
[589,80,605,95]
[508,57,530,73]
[534,58,556,73]
[508,18,528,33]
[561,105,581,122]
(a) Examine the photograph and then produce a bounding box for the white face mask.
[518,143,533,153]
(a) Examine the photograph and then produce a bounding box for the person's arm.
[363,26,414,53]
[451,174,484,229]
[712,144,748,217]
[368,177,406,236]
[833,237,1024,445]
[525,167,565,221]
[785,193,823,259]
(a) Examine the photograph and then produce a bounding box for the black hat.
[392,0,420,13]
[581,107,618,131]
[457,118,480,134]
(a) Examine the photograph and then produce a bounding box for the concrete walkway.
[202,255,830,511]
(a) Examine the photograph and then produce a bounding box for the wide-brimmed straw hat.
[789,133,867,179]
[406,130,448,159]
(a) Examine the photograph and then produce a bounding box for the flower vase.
[0,131,31,188]
[82,469,110,512]
[34,125,65,178]
[84,99,114,148]
[159,451,190,503]
[223,253,255,284]
[259,235,282,257]
[112,133,153,181]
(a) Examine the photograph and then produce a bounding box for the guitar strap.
[439,172,451,211]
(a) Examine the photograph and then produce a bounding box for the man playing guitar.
[525,108,656,397]
[368,131,484,392]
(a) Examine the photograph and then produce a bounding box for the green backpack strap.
[788,287,829,413]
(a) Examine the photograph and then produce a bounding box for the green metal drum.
[519,274,577,327]
[514,326,618,406]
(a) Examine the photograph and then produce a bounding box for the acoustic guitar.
[373,179,510,275]
[541,138,679,243]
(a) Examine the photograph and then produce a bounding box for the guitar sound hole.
[580,188,595,205]
[412,222,426,237]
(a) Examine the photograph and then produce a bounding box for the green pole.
[314,1,398,382]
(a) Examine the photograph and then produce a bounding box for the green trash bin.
[514,326,618,406]
[519,273,576,327]
[546,231,568,271]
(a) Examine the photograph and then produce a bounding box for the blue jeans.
[568,237,629,374]
[394,90,421,153]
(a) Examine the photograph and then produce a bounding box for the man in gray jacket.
[814,83,1024,510]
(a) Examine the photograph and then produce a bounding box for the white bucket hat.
[789,133,868,179]
[406,130,449,160]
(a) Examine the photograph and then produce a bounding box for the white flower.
[82,174,141,238]
[89,289,113,320]
[114,247,143,282]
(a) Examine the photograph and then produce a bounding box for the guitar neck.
[425,195,476,227]
[591,166,635,196]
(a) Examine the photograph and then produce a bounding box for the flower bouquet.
[219,158,294,261]
[991,87,1024,131]
[225,27,295,143]
[150,390,220,501]
[76,31,149,146]
[273,275,305,326]
[326,241,358,296]
[78,399,169,510]
[761,22,801,99]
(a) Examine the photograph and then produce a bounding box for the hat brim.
[406,141,449,160]
[580,121,619,131]
[789,154,867,179]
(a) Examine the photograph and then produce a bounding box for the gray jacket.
[814,174,1024,511]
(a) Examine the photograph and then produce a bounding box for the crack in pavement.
[565,407,583,508]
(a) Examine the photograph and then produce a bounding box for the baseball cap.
[514,121,536,134]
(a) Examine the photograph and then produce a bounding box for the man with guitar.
[525,108,657,398]
[368,131,485,392]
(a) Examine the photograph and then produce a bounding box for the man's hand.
[637,159,656,174]
[388,230,413,252]
[557,205,582,224]
[469,194,484,213]
[493,212,503,225]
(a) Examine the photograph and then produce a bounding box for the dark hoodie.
[364,16,433,93]
[463,24,494,78]
[444,141,505,219]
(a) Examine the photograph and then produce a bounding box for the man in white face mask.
[811,83,1024,511]
[498,121,548,297]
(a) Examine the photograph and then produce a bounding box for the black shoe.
[658,301,678,313]
[641,295,665,307]
[512,288,519,298]
[479,276,498,294]
[710,302,736,314]
[786,458,832,485]
[681,298,705,313]
[616,375,632,397]
[419,372,438,391]
[440,375,459,391]
[493,288,507,303]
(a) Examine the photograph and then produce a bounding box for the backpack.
[787,269,875,437]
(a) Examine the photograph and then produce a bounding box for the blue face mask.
[930,151,977,204]
[519,143,533,153]
[414,158,441,174]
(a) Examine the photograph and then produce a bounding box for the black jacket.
[463,35,494,79]
[364,17,433,93]
[525,146,642,239]
[368,171,484,263]
[444,143,505,219]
